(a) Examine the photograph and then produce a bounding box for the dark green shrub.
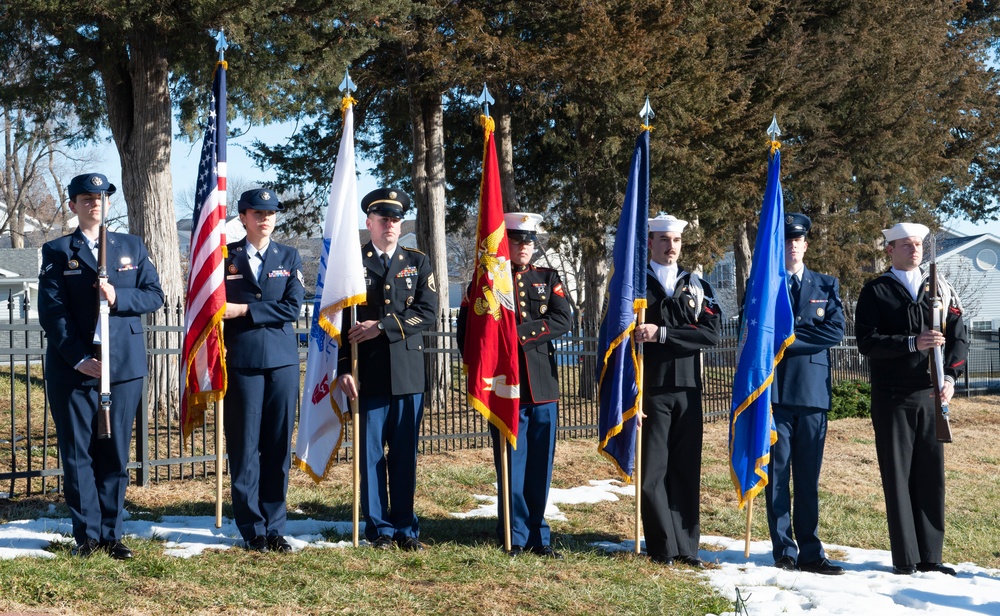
[829,379,872,420]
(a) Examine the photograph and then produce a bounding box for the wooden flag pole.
[215,399,224,528]
[350,306,361,548]
[744,497,754,557]
[633,307,646,555]
[501,441,512,552]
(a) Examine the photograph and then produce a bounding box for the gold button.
[531,331,536,336]
[384,299,391,304]
[521,336,526,340]
[255,293,262,299]
[521,312,527,317]
[519,291,525,297]
[520,301,526,307]
[518,281,524,287]
[385,284,390,290]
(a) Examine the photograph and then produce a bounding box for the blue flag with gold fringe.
[728,146,795,508]
[597,130,650,483]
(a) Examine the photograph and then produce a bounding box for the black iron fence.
[3,290,999,498]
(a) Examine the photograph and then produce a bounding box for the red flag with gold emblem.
[463,115,521,446]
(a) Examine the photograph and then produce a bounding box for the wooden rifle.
[94,190,112,440]
[928,236,952,443]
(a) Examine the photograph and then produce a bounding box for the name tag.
[63,270,82,276]
[117,265,137,272]
[226,274,243,280]
[267,269,290,278]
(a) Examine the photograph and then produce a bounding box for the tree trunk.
[733,218,753,311]
[408,92,451,412]
[100,31,181,418]
[494,95,518,212]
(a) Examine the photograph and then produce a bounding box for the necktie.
[381,253,391,276]
[789,275,801,310]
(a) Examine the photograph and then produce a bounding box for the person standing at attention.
[337,188,438,551]
[855,222,968,575]
[632,213,721,567]
[222,188,304,553]
[39,173,164,559]
[766,213,846,575]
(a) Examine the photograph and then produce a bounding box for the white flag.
[294,98,365,481]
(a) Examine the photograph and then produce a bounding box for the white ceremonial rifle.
[928,235,952,443]
[94,190,112,440]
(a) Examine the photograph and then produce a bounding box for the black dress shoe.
[797,558,845,575]
[372,535,394,550]
[530,545,563,560]
[675,555,704,568]
[102,541,133,560]
[398,537,425,552]
[892,564,917,575]
[245,535,270,553]
[917,562,956,576]
[648,553,674,565]
[267,535,293,553]
[507,545,524,557]
[72,538,101,557]
[774,556,797,570]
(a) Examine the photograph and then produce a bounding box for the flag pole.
[350,306,361,547]
[634,307,644,555]
[744,498,753,557]
[214,30,228,531]
[501,441,512,552]
[633,98,654,556]
[216,399,224,528]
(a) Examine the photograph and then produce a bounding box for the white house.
[0,248,41,321]
[934,231,1000,332]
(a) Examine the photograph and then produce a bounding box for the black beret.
[238,188,283,213]
[785,212,811,239]
[362,188,409,218]
[68,173,117,200]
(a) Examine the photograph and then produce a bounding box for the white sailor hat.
[648,213,688,234]
[504,212,544,241]
[882,222,930,243]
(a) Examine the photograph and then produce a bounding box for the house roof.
[0,248,41,278]
[933,232,1000,262]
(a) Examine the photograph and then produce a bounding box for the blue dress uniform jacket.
[38,229,164,546]
[765,267,845,565]
[337,242,438,395]
[773,268,845,410]
[640,268,721,562]
[855,269,968,570]
[338,241,437,543]
[511,264,574,403]
[222,238,305,544]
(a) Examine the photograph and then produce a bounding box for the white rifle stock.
[928,236,952,443]
[94,190,112,439]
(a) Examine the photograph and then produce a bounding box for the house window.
[705,261,734,290]
[971,320,992,331]
[975,248,998,271]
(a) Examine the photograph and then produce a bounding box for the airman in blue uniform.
[222,188,304,553]
[766,213,846,575]
[337,188,437,551]
[39,173,164,559]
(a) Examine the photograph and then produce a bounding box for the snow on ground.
[2,479,998,615]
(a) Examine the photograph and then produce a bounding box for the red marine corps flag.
[463,86,521,446]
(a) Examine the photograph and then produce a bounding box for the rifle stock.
[95,194,112,440]
[928,256,952,443]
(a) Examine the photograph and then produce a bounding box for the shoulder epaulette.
[401,246,427,256]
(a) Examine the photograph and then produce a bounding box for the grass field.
[1,396,999,615]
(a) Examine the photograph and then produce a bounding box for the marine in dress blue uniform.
[634,214,721,567]
[765,213,846,575]
[456,213,573,558]
[222,188,305,553]
[38,173,164,559]
[337,188,438,550]
[856,222,968,576]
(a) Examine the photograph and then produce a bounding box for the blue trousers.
[490,401,557,549]
[359,392,423,542]
[49,377,142,545]
[224,364,297,543]
[765,404,828,563]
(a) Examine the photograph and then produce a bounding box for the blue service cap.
[237,188,283,213]
[68,173,117,200]
[785,213,811,238]
[362,188,409,218]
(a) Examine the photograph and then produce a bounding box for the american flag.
[181,59,228,440]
